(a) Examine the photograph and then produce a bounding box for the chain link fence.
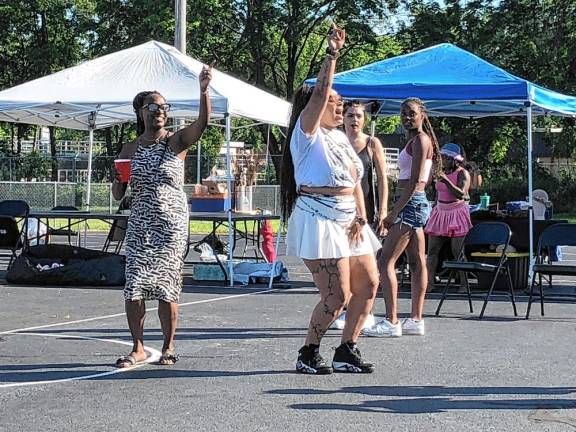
[0,154,282,184]
[0,181,282,214]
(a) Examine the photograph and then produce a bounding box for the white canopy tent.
[0,40,291,284]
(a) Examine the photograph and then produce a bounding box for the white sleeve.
[291,116,318,155]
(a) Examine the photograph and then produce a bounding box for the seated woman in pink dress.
[425,143,473,291]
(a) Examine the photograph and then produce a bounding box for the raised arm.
[299,23,345,135]
[168,64,213,157]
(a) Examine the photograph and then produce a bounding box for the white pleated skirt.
[286,194,382,260]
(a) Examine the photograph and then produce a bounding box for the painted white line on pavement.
[0,289,279,336]
[0,332,162,388]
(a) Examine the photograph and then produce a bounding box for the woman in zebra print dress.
[112,65,212,368]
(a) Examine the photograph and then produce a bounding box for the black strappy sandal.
[157,351,180,366]
[115,355,147,368]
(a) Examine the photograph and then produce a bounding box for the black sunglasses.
[142,103,171,112]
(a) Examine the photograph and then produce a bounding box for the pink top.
[436,168,463,202]
[398,140,432,181]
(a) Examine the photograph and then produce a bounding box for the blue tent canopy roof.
[306,43,576,118]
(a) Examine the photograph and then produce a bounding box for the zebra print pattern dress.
[124,138,189,303]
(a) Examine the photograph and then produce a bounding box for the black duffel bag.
[6,244,125,286]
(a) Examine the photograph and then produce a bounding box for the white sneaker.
[362,313,376,330]
[331,312,376,331]
[362,319,402,338]
[402,318,425,336]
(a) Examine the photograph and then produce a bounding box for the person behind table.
[363,97,440,338]
[280,23,381,374]
[425,143,472,292]
[330,100,389,330]
[112,65,212,368]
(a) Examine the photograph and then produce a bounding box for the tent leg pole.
[86,127,94,212]
[196,141,201,184]
[225,113,234,286]
[527,105,534,283]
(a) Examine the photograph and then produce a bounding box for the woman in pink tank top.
[425,143,473,292]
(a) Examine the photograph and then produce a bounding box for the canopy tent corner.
[306,42,576,275]
[0,39,292,286]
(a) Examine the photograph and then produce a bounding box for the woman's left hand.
[375,214,389,237]
[382,212,397,229]
[199,64,212,92]
[347,220,364,244]
[327,22,345,52]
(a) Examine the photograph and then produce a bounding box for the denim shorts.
[394,191,431,230]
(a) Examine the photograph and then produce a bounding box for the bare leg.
[117,300,147,367]
[158,300,179,353]
[406,228,428,320]
[426,236,444,291]
[377,224,412,324]
[303,258,350,346]
[344,254,379,342]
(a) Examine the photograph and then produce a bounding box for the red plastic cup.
[114,159,132,183]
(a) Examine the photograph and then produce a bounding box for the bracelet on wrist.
[354,216,367,226]
[325,47,340,59]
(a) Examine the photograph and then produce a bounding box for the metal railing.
[18,140,108,155]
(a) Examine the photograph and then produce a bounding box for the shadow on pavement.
[267,385,576,414]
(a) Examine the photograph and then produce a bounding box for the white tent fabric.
[0,40,291,286]
[0,40,290,129]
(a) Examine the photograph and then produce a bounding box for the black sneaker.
[296,345,333,375]
[332,342,375,373]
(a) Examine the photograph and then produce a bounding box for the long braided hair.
[132,90,162,136]
[401,97,442,177]
[279,85,315,221]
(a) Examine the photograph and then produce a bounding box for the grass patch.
[554,213,576,223]
[39,217,284,234]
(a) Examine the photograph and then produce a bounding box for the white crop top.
[290,117,363,190]
[398,141,433,182]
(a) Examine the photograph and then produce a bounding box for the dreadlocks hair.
[401,97,443,177]
[132,90,162,136]
[279,85,315,221]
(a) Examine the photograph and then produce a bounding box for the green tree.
[397,0,576,178]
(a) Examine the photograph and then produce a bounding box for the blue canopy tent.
[307,43,576,274]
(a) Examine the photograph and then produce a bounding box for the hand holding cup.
[114,159,132,183]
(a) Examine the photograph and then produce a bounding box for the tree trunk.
[49,126,58,181]
[115,124,126,154]
[10,124,15,153]
[16,124,25,155]
[104,128,114,156]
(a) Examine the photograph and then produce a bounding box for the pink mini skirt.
[424,200,472,238]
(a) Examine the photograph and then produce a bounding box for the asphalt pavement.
[0,235,575,431]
